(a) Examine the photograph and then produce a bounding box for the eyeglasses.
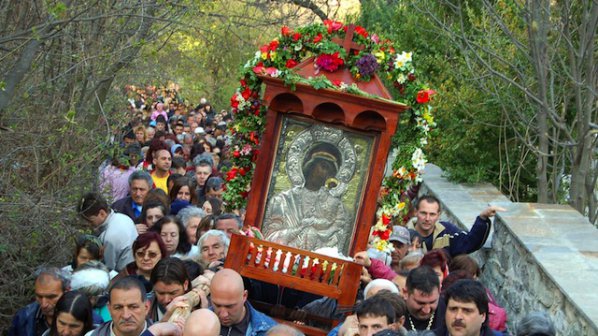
[135,250,159,259]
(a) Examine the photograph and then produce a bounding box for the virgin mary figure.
[263,141,350,251]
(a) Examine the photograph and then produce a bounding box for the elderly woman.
[112,232,168,292]
[177,206,206,245]
[197,229,229,269]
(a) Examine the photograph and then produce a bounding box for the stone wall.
[420,164,598,336]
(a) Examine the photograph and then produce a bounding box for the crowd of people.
[8,93,557,336]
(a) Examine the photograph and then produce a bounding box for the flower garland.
[224,21,436,253]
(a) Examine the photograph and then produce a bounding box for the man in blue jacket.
[210,269,277,336]
[408,195,505,257]
[8,267,69,336]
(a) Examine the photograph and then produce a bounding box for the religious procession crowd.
[8,86,556,336]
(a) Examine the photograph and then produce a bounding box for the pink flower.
[315,52,344,72]
[323,20,343,34]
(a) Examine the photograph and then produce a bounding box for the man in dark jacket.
[8,267,69,336]
[402,266,445,332]
[112,170,153,221]
[407,195,505,257]
[89,277,182,336]
[434,279,502,336]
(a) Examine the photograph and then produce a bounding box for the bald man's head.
[210,269,248,326]
[183,309,220,336]
[211,268,244,294]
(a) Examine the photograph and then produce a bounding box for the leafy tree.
[359,0,597,224]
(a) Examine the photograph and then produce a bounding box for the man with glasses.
[78,192,138,272]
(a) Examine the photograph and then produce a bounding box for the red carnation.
[239,167,247,176]
[416,89,436,104]
[281,26,291,36]
[241,88,251,100]
[233,150,241,158]
[230,95,239,109]
[268,40,279,51]
[292,33,301,41]
[286,59,298,68]
[313,33,323,43]
[380,229,391,240]
[355,26,368,38]
[226,168,238,181]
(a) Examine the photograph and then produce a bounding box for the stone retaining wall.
[420,164,598,336]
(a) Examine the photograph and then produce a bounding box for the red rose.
[380,229,391,240]
[268,40,279,51]
[313,33,323,43]
[281,26,291,36]
[292,33,301,41]
[416,89,436,104]
[408,73,416,82]
[240,79,246,87]
[239,167,247,176]
[233,150,241,158]
[259,45,268,53]
[286,59,298,68]
[331,80,342,87]
[355,26,368,38]
[382,214,391,225]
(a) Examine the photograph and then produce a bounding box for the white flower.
[416,117,430,132]
[395,51,412,69]
[397,73,406,84]
[411,148,427,172]
[269,69,282,78]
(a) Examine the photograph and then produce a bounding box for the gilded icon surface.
[262,117,374,254]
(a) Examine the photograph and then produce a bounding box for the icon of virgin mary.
[263,125,356,251]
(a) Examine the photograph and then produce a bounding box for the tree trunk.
[528,0,551,203]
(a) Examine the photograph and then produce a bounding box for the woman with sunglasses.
[111,232,167,292]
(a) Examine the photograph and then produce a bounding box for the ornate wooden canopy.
[244,26,409,254]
